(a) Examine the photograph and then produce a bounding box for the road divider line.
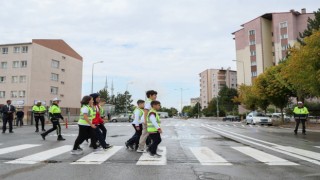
[189,147,231,165]
[274,146,320,161]
[6,145,72,164]
[0,144,41,155]
[136,146,166,165]
[72,146,123,165]
[202,124,320,165]
[232,146,298,166]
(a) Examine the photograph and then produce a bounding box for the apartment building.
[190,97,200,107]
[232,8,315,85]
[199,68,237,109]
[0,39,83,121]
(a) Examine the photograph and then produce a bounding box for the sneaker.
[40,133,46,140]
[9,131,14,133]
[70,149,83,155]
[125,142,134,150]
[105,144,113,149]
[136,149,146,153]
[35,129,39,132]
[57,136,66,141]
[154,153,162,158]
[77,146,83,151]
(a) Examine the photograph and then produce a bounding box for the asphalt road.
[0,118,320,180]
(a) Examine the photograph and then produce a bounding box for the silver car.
[246,111,272,125]
[110,114,132,123]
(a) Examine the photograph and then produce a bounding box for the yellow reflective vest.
[293,106,309,120]
[32,105,46,116]
[78,105,94,126]
[147,108,160,133]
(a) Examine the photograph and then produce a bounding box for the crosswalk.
[1,143,320,166]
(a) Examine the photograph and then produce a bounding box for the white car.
[246,111,272,125]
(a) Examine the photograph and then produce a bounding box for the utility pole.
[216,96,219,118]
[175,88,188,116]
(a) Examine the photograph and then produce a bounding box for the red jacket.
[92,105,104,125]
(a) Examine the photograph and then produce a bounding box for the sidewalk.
[277,121,320,132]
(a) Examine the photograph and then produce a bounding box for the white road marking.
[189,147,231,165]
[232,146,298,165]
[72,146,123,165]
[0,144,41,155]
[233,125,237,127]
[315,146,320,149]
[175,124,179,126]
[202,124,320,166]
[182,124,186,126]
[191,124,195,127]
[242,125,245,127]
[137,146,167,165]
[6,145,72,164]
[225,125,229,127]
[275,146,320,161]
[249,125,253,127]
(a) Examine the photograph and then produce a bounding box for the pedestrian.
[71,95,100,155]
[40,98,65,141]
[90,93,112,149]
[125,100,145,150]
[293,101,309,135]
[146,100,162,157]
[1,100,16,133]
[32,101,46,132]
[16,108,24,127]
[137,90,157,153]
[107,112,111,121]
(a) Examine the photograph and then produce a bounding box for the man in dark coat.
[2,100,16,133]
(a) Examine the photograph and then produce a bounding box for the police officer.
[293,101,309,135]
[40,98,65,141]
[32,101,46,132]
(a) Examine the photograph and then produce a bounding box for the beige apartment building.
[199,68,237,109]
[0,39,83,122]
[232,8,315,85]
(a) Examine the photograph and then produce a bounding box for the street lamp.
[125,82,133,116]
[232,60,245,85]
[174,88,188,116]
[91,61,104,93]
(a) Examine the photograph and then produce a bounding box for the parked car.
[222,115,241,122]
[271,113,291,122]
[110,114,132,122]
[246,111,272,125]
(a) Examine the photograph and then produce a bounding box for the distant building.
[199,68,237,109]
[190,97,200,107]
[0,39,83,122]
[232,8,315,85]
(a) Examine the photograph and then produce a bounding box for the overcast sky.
[0,0,318,110]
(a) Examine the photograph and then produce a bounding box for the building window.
[12,76,19,83]
[19,76,26,83]
[250,50,256,56]
[13,61,20,68]
[50,86,58,95]
[0,91,5,98]
[282,44,290,50]
[251,71,257,77]
[251,61,257,66]
[1,47,8,54]
[280,34,288,39]
[11,91,18,98]
[20,61,27,68]
[249,40,256,45]
[0,76,5,83]
[272,52,275,56]
[280,22,288,28]
[13,47,20,53]
[0,62,7,69]
[61,81,65,85]
[22,46,28,53]
[19,90,26,98]
[51,73,59,81]
[61,68,65,72]
[249,30,255,35]
[51,60,60,68]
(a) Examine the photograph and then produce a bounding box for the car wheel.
[112,119,117,122]
[251,120,255,125]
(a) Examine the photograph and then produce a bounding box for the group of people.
[125,90,163,157]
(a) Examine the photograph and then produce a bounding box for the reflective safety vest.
[147,108,160,133]
[133,107,144,123]
[293,106,309,120]
[78,105,94,125]
[49,104,61,114]
[32,105,46,115]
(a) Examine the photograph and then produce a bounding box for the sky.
[0,0,318,111]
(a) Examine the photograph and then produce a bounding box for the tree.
[234,85,258,111]
[112,91,134,114]
[298,8,320,45]
[252,73,270,113]
[192,102,202,118]
[160,106,178,117]
[98,89,110,102]
[218,86,239,114]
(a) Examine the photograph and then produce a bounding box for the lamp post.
[175,88,188,116]
[91,61,104,93]
[232,60,245,85]
[125,82,133,116]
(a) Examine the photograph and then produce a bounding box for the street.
[1,118,320,180]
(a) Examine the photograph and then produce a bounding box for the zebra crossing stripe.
[71,146,123,165]
[6,145,72,164]
[232,146,298,166]
[315,146,320,149]
[136,146,167,165]
[0,144,41,155]
[275,146,320,161]
[189,147,231,165]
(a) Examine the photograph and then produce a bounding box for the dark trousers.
[34,116,45,130]
[42,119,61,136]
[98,124,107,141]
[73,125,97,150]
[294,119,306,133]
[2,117,13,132]
[16,117,23,126]
[127,124,143,147]
[94,126,108,149]
[148,132,161,155]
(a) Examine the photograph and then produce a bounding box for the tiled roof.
[32,39,82,61]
